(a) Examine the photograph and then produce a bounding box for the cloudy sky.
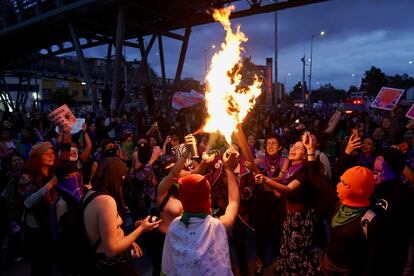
[85,0,414,92]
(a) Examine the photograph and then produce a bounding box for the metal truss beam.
[158,35,166,89]
[68,20,98,112]
[110,4,126,110]
[0,0,98,36]
[0,76,15,111]
[174,27,191,87]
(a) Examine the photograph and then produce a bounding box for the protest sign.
[406,104,414,120]
[54,118,85,134]
[172,90,205,110]
[371,87,404,110]
[47,104,77,129]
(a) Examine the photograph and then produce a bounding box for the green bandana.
[331,205,367,228]
[122,142,134,159]
[180,211,208,227]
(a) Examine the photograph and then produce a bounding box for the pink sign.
[172,90,205,110]
[406,104,414,120]
[371,87,404,110]
[47,104,77,129]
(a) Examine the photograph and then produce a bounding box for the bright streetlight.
[352,73,359,87]
[308,30,325,103]
[409,61,413,64]
[283,72,292,87]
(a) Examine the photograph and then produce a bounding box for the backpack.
[54,191,102,275]
[361,198,389,239]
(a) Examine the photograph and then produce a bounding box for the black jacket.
[307,160,398,276]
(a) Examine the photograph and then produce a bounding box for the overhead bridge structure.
[0,0,329,112]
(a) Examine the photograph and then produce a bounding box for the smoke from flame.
[203,5,262,144]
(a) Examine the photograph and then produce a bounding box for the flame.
[203,6,262,144]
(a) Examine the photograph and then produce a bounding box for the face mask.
[139,143,150,154]
[70,147,78,161]
[57,174,84,202]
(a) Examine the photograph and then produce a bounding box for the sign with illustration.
[371,87,404,110]
[47,104,77,129]
[406,104,414,120]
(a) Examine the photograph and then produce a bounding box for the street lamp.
[352,73,359,87]
[283,72,291,85]
[204,44,216,74]
[308,31,325,104]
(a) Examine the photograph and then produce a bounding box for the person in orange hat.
[303,132,396,276]
[161,147,239,276]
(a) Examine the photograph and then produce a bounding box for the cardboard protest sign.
[371,87,404,110]
[406,104,414,120]
[54,118,85,134]
[47,104,77,129]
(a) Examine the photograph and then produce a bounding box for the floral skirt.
[273,208,321,276]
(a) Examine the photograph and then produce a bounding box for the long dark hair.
[92,156,128,219]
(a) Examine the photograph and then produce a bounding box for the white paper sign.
[47,104,77,129]
[55,118,85,134]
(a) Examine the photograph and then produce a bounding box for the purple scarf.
[51,175,85,240]
[280,162,303,185]
[259,153,283,178]
[56,175,85,203]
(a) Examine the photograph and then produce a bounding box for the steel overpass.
[0,0,329,112]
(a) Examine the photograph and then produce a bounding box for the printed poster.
[406,104,414,120]
[371,87,404,110]
[55,118,85,134]
[47,104,77,129]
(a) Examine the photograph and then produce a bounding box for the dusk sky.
[84,0,414,93]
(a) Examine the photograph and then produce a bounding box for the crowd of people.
[0,102,414,276]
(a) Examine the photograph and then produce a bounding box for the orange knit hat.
[178,174,211,213]
[337,166,374,207]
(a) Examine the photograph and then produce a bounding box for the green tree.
[388,73,414,90]
[312,83,346,103]
[347,85,359,93]
[290,81,305,100]
[360,66,388,96]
